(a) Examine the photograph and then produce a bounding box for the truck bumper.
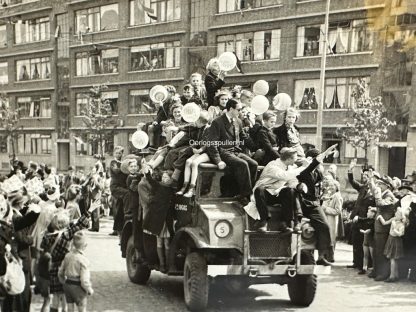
[207,264,331,277]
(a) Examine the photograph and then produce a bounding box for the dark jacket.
[256,126,279,164]
[205,71,225,107]
[206,114,240,165]
[273,123,301,151]
[348,172,375,219]
[109,159,128,190]
[297,158,323,205]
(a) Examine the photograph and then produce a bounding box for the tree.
[336,78,396,168]
[0,92,21,164]
[79,84,117,160]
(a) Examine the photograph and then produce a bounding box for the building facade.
[0,0,414,176]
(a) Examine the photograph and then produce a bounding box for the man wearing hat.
[348,160,375,271]
[369,172,398,281]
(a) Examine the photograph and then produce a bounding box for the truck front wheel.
[183,252,209,311]
[287,251,317,306]
[126,236,151,284]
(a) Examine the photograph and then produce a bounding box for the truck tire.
[126,236,151,284]
[183,252,209,311]
[287,251,317,306]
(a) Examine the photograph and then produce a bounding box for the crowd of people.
[1,56,416,311]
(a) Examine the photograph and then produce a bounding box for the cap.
[305,148,320,158]
[68,166,75,171]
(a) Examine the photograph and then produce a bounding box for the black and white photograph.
[0,0,416,311]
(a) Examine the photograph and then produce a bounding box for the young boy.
[58,231,93,312]
[189,73,207,109]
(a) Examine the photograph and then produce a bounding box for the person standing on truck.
[206,98,258,206]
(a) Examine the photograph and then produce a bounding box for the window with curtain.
[129,0,181,26]
[75,133,114,156]
[294,79,320,110]
[0,62,8,84]
[75,4,119,33]
[17,133,52,155]
[16,57,50,81]
[327,21,349,54]
[130,41,180,71]
[102,91,118,114]
[297,26,322,57]
[350,20,373,52]
[129,90,154,114]
[17,96,51,118]
[325,78,346,109]
[14,17,50,44]
[217,29,281,61]
[0,25,7,48]
[218,0,282,13]
[75,49,119,76]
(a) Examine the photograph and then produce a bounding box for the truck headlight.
[301,223,315,240]
[214,220,232,238]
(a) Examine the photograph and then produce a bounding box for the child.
[208,89,229,121]
[58,231,93,312]
[357,206,377,274]
[41,201,98,312]
[176,113,211,198]
[381,207,406,282]
[189,72,207,108]
[180,84,195,105]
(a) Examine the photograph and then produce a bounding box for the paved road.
[31,217,416,312]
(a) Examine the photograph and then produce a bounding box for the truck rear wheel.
[126,236,151,284]
[183,252,209,311]
[287,251,317,306]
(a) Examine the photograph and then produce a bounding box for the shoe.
[253,220,268,232]
[183,187,195,198]
[234,195,249,206]
[368,271,376,278]
[316,258,332,266]
[374,275,388,281]
[108,231,118,236]
[176,185,188,196]
[384,277,398,283]
[347,265,358,269]
[358,269,367,275]
[88,228,98,232]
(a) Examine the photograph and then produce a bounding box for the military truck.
[121,164,330,311]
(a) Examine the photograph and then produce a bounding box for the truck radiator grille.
[248,234,292,259]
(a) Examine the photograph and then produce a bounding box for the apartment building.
[0,0,414,176]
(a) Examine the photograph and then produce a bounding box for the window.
[130,41,180,71]
[14,17,50,44]
[327,21,349,54]
[75,49,119,76]
[102,91,118,114]
[17,133,52,155]
[0,25,6,48]
[0,62,7,84]
[218,0,282,13]
[294,77,370,110]
[16,57,50,81]
[17,96,52,118]
[75,4,119,33]
[350,20,373,52]
[76,93,88,116]
[129,90,157,114]
[296,25,322,56]
[129,0,181,26]
[75,133,114,156]
[217,29,281,61]
[0,137,7,154]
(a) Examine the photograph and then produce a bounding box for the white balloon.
[218,52,237,72]
[273,93,292,111]
[182,102,201,123]
[251,95,269,115]
[149,85,168,103]
[131,130,149,149]
[252,80,269,96]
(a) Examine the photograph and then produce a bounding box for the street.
[30,217,416,312]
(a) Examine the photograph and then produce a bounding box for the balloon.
[131,130,149,149]
[181,102,201,123]
[273,93,292,111]
[149,85,168,103]
[251,95,269,115]
[218,52,237,72]
[252,80,269,96]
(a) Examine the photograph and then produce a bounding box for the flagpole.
[316,0,330,151]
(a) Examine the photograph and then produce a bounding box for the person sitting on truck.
[206,98,258,206]
[244,148,309,232]
[296,144,338,266]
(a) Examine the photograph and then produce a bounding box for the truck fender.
[121,221,133,258]
[171,227,210,251]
